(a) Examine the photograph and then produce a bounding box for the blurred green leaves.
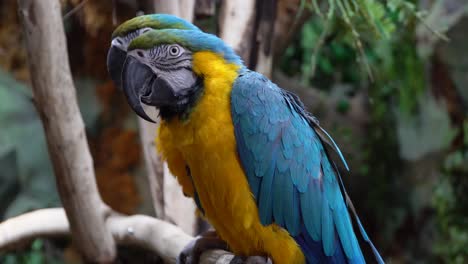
[1,239,63,264]
[295,0,434,81]
[397,93,456,161]
[2,240,45,264]
[281,1,468,262]
[434,119,468,263]
[0,70,102,219]
[0,70,59,219]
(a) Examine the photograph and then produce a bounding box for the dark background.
[0,0,467,263]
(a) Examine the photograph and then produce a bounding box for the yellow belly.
[156,51,305,263]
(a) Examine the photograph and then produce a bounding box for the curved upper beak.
[121,56,156,123]
[107,45,127,90]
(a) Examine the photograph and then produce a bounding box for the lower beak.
[107,46,127,90]
[121,56,156,123]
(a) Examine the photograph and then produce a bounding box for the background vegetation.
[0,0,467,263]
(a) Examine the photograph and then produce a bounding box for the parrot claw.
[177,230,272,264]
[229,256,272,264]
[177,230,228,264]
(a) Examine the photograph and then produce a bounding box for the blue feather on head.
[129,29,243,65]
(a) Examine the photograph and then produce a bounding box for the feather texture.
[157,52,305,263]
[231,69,382,263]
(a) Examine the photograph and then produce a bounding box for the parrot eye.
[169,45,182,57]
[140,27,151,34]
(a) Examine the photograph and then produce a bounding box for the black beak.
[107,45,127,90]
[121,56,156,123]
[122,56,188,123]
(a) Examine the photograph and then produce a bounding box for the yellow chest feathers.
[158,51,240,149]
[156,50,256,250]
[155,51,305,263]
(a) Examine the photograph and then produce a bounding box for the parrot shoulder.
[230,70,383,263]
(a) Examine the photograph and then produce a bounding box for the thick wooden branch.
[273,0,313,59]
[12,1,245,262]
[149,0,195,21]
[0,209,69,251]
[0,208,233,264]
[252,0,279,78]
[218,0,311,78]
[17,0,116,261]
[136,0,198,235]
[107,212,192,262]
[218,0,256,61]
[138,119,166,219]
[194,0,216,17]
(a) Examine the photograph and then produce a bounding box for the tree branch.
[9,0,257,262]
[0,208,234,264]
[9,1,367,263]
[137,119,166,219]
[218,0,256,63]
[18,0,115,261]
[136,0,198,236]
[0,209,69,251]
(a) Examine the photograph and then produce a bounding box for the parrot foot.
[229,256,272,264]
[177,230,228,264]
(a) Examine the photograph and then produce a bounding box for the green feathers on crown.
[129,29,243,65]
[111,14,200,38]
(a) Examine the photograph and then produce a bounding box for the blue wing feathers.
[285,186,301,236]
[321,197,335,256]
[231,69,383,263]
[273,167,286,227]
[302,178,322,241]
[334,200,355,258]
[258,164,275,225]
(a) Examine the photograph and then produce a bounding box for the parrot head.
[107,14,200,89]
[120,28,242,122]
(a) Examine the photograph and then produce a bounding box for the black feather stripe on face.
[158,77,204,121]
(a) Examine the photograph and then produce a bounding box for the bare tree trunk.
[151,0,180,14]
[273,0,313,59]
[218,0,279,77]
[218,0,256,61]
[251,0,278,77]
[17,0,116,262]
[138,119,166,219]
[194,0,216,17]
[149,0,195,21]
[154,0,198,236]
[219,0,312,77]
[4,2,231,261]
[137,0,198,236]
[179,0,195,22]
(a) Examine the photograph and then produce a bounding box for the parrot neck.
[158,77,204,121]
[160,51,243,121]
[192,51,243,78]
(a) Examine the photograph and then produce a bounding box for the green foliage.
[0,71,102,219]
[1,239,63,264]
[281,17,360,88]
[280,1,463,262]
[295,0,431,80]
[283,1,428,112]
[0,70,59,219]
[300,0,397,38]
[433,120,468,263]
[294,0,445,92]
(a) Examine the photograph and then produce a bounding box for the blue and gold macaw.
[107,14,384,264]
[107,14,200,89]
